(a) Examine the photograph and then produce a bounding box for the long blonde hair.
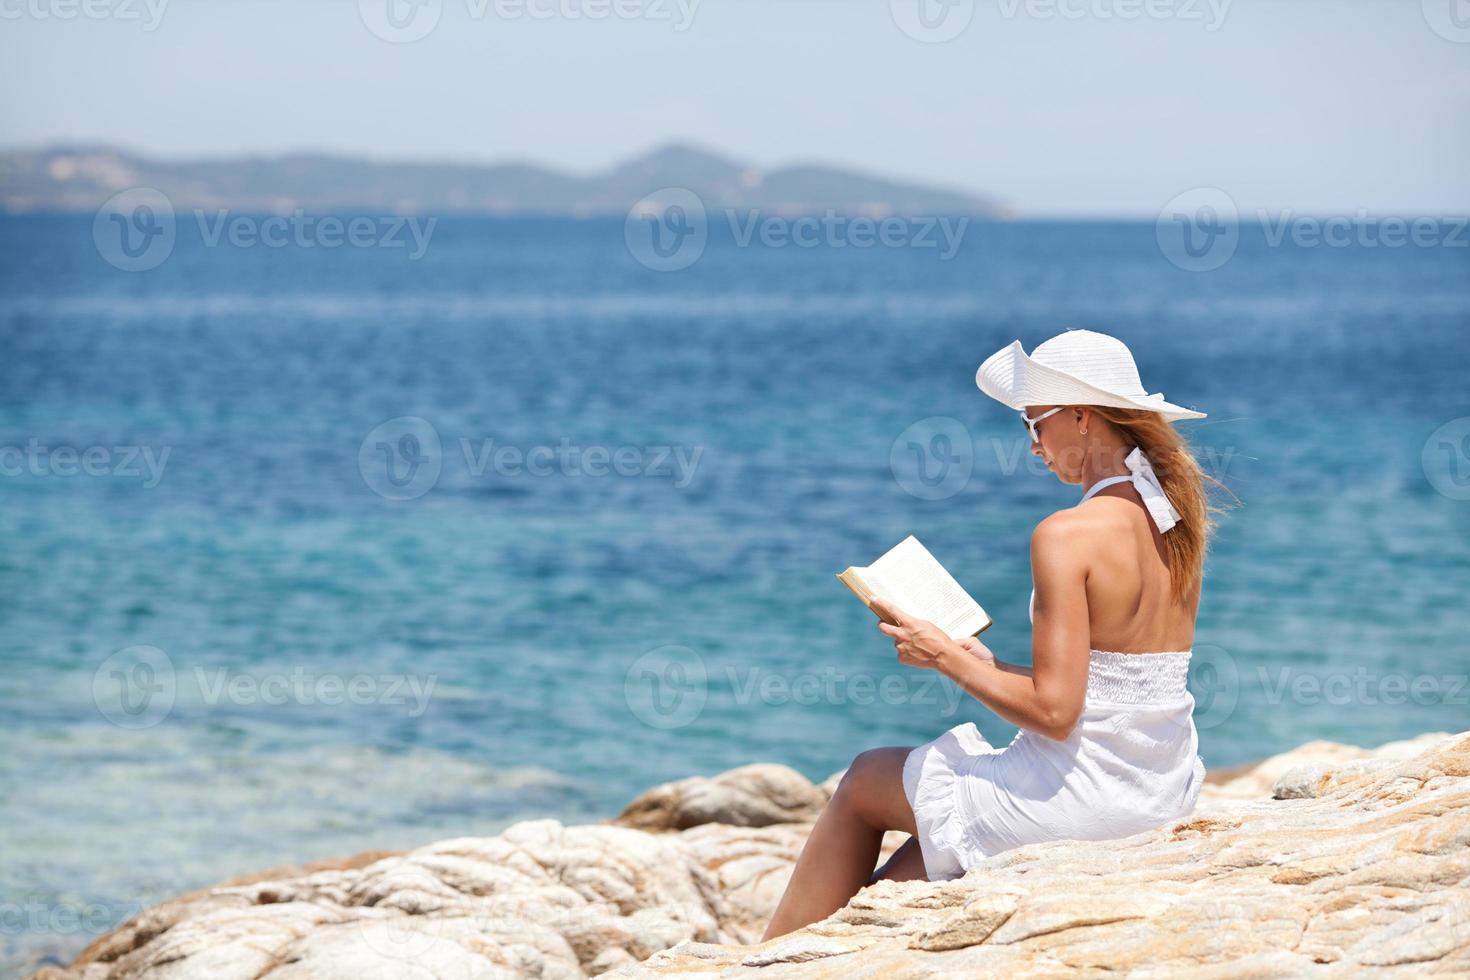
[1087,406,1228,607]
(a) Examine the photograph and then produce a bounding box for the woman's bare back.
[1073,484,1201,653]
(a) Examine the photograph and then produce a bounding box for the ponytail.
[1088,406,1230,606]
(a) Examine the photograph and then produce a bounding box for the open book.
[837,535,993,641]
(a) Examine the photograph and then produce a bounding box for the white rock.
[35,731,1470,980]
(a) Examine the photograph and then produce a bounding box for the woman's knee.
[835,747,887,793]
[832,747,911,819]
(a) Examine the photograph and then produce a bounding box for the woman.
[762,329,1216,941]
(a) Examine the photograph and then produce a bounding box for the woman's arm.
[872,513,1092,741]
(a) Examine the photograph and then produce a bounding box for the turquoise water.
[2,216,1468,971]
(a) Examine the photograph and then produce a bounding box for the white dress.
[902,472,1207,881]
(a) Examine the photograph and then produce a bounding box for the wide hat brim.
[976,339,1207,422]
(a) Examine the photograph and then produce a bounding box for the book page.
[868,536,990,640]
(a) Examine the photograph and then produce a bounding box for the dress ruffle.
[902,721,996,881]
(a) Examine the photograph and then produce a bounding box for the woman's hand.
[957,635,997,668]
[870,598,968,672]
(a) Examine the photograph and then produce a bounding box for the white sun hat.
[976,329,1206,422]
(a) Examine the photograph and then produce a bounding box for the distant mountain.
[0,143,1005,218]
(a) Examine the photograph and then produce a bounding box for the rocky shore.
[34,730,1469,979]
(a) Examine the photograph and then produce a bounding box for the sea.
[2,213,1467,972]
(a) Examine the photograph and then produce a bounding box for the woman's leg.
[760,747,918,942]
[869,836,928,884]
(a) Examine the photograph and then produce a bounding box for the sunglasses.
[1019,406,1065,443]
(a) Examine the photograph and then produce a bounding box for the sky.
[2,0,1468,217]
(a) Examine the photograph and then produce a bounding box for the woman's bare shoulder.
[1032,500,1131,556]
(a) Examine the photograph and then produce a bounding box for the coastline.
[31,729,1469,978]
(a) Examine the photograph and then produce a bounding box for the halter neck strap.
[1078,448,1182,533]
[1081,474,1133,501]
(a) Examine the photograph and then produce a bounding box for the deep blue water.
[2,214,1468,971]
